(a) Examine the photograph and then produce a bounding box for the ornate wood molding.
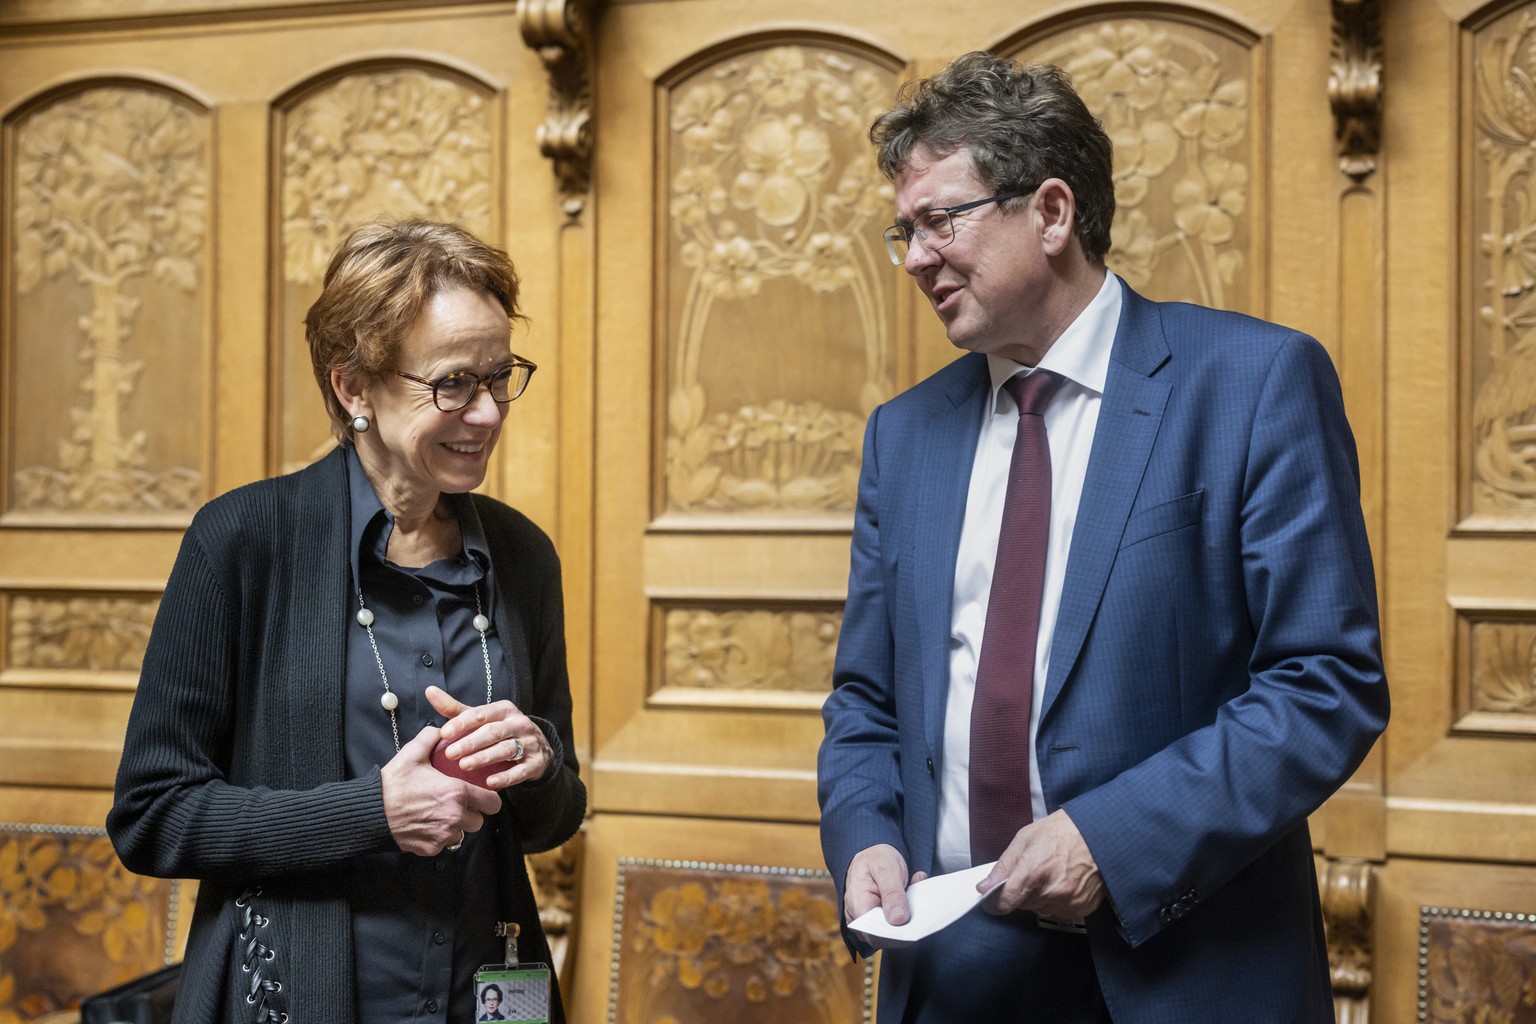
[1329,0,1383,182]
[518,0,596,218]
[1322,857,1376,1023]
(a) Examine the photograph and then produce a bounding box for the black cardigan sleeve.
[108,478,398,881]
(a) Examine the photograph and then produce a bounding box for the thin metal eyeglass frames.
[881,185,1040,265]
[393,356,538,412]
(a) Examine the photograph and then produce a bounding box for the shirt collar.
[344,445,491,587]
[986,270,1122,404]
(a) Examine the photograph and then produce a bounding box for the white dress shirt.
[935,271,1123,874]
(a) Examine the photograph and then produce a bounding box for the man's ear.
[1034,178,1078,258]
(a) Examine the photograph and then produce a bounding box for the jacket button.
[1159,907,1173,925]
[926,757,935,777]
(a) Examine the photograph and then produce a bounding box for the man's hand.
[978,809,1106,919]
[844,843,928,926]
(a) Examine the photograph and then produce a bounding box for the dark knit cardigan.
[108,448,586,1024]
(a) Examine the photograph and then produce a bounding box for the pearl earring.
[351,414,371,433]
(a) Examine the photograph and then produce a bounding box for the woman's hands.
[379,686,554,856]
[381,724,502,856]
[426,684,552,787]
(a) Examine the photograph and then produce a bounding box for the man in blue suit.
[817,52,1389,1023]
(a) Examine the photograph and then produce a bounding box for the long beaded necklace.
[355,584,495,751]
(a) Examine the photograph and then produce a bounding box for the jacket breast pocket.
[1120,489,1204,550]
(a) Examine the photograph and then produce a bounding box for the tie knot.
[1003,369,1061,417]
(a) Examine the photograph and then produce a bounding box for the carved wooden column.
[1329,0,1384,559]
[518,0,596,219]
[1331,0,1383,182]
[1325,5,1385,1018]
[1323,858,1377,1024]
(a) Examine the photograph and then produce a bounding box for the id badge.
[474,964,552,1024]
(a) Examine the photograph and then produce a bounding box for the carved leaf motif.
[662,607,840,692]
[1470,622,1536,715]
[281,69,494,286]
[1020,19,1250,311]
[664,46,896,515]
[9,595,158,672]
[1471,12,1536,516]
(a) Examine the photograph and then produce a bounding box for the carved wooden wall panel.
[608,859,870,1024]
[589,27,905,847]
[274,63,501,475]
[1457,613,1536,735]
[655,602,840,707]
[1007,15,1260,315]
[4,83,210,524]
[5,592,156,676]
[1375,0,1536,1017]
[1467,8,1536,526]
[658,43,899,519]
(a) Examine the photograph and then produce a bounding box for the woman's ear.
[331,367,366,419]
[1033,178,1079,258]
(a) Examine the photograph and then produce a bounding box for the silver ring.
[512,737,526,761]
[447,831,464,851]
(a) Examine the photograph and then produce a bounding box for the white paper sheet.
[847,862,1003,947]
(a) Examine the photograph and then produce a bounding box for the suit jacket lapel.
[915,356,989,755]
[1041,289,1172,725]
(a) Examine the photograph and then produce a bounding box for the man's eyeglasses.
[393,357,537,412]
[881,186,1039,265]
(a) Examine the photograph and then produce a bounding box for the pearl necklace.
[355,585,495,751]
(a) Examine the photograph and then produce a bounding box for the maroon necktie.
[970,369,1061,865]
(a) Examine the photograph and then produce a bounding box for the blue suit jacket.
[818,284,1388,1023]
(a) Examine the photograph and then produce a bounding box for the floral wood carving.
[1470,11,1536,518]
[278,66,495,473]
[661,606,840,692]
[1418,906,1536,1024]
[1016,20,1252,312]
[609,860,871,1024]
[663,45,898,516]
[1329,0,1383,182]
[1321,858,1375,1019]
[0,825,176,1020]
[518,0,595,218]
[281,68,494,285]
[10,86,208,514]
[8,594,157,672]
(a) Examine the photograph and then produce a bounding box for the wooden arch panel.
[270,59,504,475]
[4,78,212,526]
